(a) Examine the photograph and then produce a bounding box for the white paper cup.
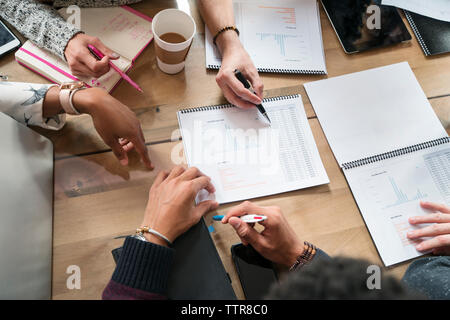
[152,9,196,74]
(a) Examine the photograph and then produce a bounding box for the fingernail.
[111,52,120,59]
[407,231,413,238]
[120,159,127,166]
[416,244,423,251]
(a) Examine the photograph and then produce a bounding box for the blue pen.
[213,214,267,223]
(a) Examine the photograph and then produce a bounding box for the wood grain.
[52,119,420,300]
[1,1,449,157]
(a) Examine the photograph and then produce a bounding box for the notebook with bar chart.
[177,95,329,204]
[205,0,327,74]
[304,62,450,266]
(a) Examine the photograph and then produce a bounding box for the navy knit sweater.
[102,236,450,300]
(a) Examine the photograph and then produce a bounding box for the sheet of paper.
[304,62,447,166]
[345,143,450,266]
[382,0,450,22]
[205,0,326,73]
[178,95,329,204]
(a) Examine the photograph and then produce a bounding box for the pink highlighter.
[87,44,143,93]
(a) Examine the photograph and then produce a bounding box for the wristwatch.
[58,81,87,115]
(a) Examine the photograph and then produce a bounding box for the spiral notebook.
[15,6,153,92]
[177,95,329,204]
[305,62,450,266]
[205,0,327,74]
[404,10,450,56]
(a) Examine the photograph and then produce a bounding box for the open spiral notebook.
[177,94,329,204]
[305,62,450,266]
[205,0,327,74]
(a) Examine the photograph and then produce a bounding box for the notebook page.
[178,95,329,204]
[205,0,326,73]
[58,7,153,61]
[344,142,450,266]
[304,62,447,166]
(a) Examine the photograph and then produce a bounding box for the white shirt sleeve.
[0,81,66,130]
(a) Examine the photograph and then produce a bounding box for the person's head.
[266,257,424,300]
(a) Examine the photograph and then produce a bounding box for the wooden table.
[1,0,449,300]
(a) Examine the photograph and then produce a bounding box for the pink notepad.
[15,6,153,93]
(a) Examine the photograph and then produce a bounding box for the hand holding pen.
[215,44,264,109]
[88,44,143,92]
[65,33,119,78]
[220,201,305,267]
[234,69,271,123]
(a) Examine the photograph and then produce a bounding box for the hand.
[73,88,153,169]
[407,201,450,255]
[222,201,304,267]
[215,32,264,109]
[65,33,120,78]
[140,166,219,246]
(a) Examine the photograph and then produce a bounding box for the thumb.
[194,200,219,218]
[229,217,262,247]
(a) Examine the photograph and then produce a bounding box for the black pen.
[234,69,271,123]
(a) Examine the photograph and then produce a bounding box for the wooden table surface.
[1,0,449,300]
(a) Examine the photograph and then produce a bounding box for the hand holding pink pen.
[88,44,143,93]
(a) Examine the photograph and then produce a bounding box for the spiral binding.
[179,94,300,113]
[405,10,431,56]
[207,64,326,75]
[342,137,450,170]
[179,103,234,114]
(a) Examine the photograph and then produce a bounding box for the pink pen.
[88,44,143,93]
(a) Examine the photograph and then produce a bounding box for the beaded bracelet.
[289,241,317,271]
[213,26,240,46]
[136,226,173,247]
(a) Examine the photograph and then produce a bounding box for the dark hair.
[265,257,424,300]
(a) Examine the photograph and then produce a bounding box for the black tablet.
[0,19,20,58]
[321,0,411,54]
